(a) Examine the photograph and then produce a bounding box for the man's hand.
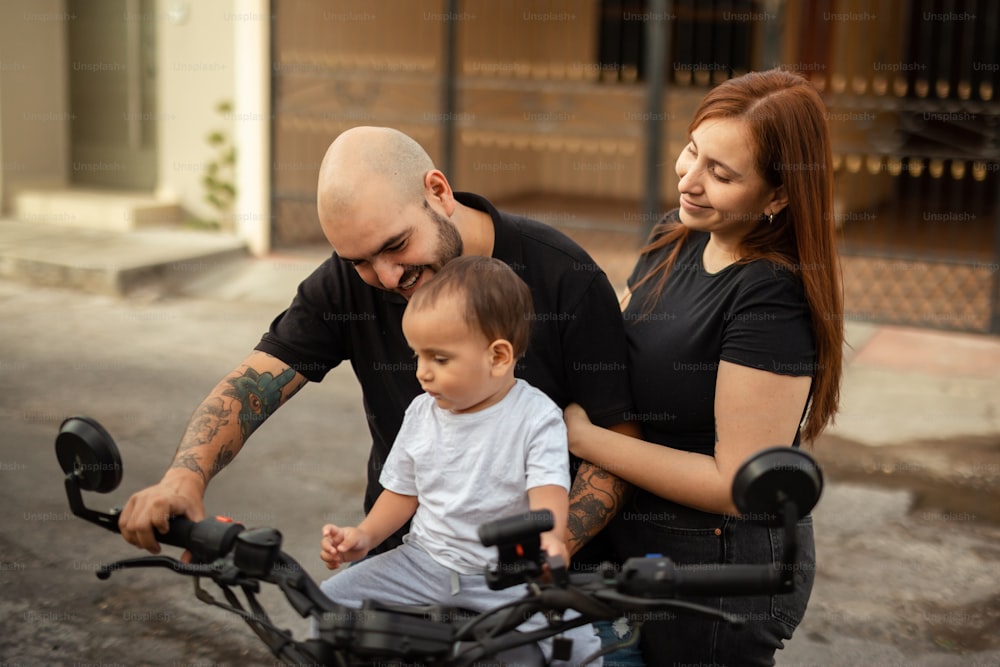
[320,524,372,569]
[118,472,206,555]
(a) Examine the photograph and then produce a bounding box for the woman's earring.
[767,212,775,225]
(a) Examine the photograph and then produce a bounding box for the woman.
[566,68,843,665]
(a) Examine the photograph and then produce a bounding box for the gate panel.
[271,0,442,245]
[809,0,1000,333]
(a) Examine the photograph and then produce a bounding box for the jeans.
[610,490,816,666]
[594,618,646,667]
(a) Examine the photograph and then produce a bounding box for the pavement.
[1,215,999,665]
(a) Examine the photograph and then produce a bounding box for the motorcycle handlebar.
[671,563,784,597]
[58,414,819,665]
[616,557,784,599]
[94,510,793,666]
[139,515,246,563]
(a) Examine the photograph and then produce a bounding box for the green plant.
[199,99,237,230]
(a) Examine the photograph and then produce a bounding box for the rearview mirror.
[731,446,823,525]
[56,416,123,494]
[56,416,125,533]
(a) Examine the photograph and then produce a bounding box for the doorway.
[67,0,157,189]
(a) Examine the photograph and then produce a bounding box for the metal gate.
[812,0,1000,333]
[271,0,1000,333]
[270,0,444,245]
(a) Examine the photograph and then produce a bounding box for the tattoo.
[171,366,301,482]
[181,398,232,451]
[210,445,236,479]
[221,367,298,442]
[567,463,630,555]
[171,451,207,484]
[174,398,233,480]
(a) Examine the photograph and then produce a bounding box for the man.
[119,126,635,567]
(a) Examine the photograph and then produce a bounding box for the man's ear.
[424,169,456,216]
[488,339,515,376]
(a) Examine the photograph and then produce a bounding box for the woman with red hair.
[566,68,843,665]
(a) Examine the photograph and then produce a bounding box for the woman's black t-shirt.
[623,212,816,456]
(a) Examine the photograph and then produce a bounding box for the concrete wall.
[0,0,71,214]
[155,0,237,226]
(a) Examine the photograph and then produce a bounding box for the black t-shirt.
[624,212,816,457]
[255,192,633,563]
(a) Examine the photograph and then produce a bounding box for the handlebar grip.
[153,516,245,563]
[672,564,783,596]
[478,510,553,547]
[619,557,784,598]
[153,516,197,549]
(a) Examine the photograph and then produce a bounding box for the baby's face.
[402,294,507,414]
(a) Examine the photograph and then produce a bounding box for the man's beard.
[427,200,463,265]
[397,202,464,290]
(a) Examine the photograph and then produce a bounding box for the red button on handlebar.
[215,515,234,523]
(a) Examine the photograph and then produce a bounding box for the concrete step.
[0,218,246,297]
[13,187,183,232]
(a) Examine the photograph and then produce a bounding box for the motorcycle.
[55,415,823,666]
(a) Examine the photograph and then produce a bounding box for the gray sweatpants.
[318,543,602,666]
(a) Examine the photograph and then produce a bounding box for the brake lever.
[94,554,262,592]
[95,555,216,579]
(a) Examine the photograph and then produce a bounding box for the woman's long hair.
[634,68,843,442]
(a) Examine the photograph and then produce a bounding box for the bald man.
[119,126,636,573]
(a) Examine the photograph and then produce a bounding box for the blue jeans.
[609,490,816,666]
[594,618,646,667]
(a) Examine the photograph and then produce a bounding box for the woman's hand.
[563,402,594,457]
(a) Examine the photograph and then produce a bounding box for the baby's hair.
[407,256,533,358]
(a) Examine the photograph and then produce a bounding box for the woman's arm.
[565,360,811,516]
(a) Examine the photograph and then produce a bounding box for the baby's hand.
[540,532,570,568]
[320,524,371,569]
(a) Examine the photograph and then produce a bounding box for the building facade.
[1,0,997,331]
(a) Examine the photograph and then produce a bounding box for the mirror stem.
[64,473,122,534]
[777,497,799,592]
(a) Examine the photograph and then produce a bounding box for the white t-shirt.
[379,379,570,574]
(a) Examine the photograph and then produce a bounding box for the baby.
[319,254,599,666]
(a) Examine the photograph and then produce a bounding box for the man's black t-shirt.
[624,214,816,457]
[255,192,634,563]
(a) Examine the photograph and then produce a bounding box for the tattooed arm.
[172,353,304,484]
[119,351,307,553]
[566,421,638,557]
